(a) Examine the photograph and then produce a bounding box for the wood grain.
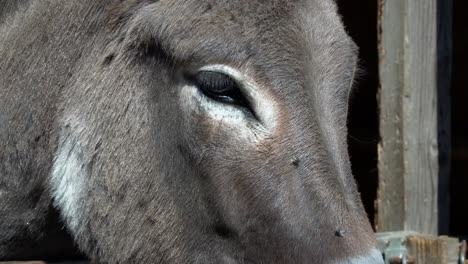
[376,0,407,233]
[407,235,460,264]
[403,0,439,236]
[376,0,452,235]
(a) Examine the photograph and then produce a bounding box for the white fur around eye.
[181,64,277,131]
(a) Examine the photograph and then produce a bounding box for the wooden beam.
[376,0,406,234]
[377,232,464,264]
[376,0,452,235]
[406,235,460,264]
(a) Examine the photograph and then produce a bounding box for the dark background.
[337,0,467,239]
[449,0,468,240]
[336,0,379,230]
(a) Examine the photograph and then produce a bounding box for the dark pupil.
[192,71,247,105]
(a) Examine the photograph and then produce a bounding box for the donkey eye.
[191,71,249,107]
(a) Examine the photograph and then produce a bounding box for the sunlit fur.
[0,1,383,263]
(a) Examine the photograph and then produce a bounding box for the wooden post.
[376,0,452,235]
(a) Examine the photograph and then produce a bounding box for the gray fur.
[0,1,383,263]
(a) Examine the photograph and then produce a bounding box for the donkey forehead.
[127,0,357,83]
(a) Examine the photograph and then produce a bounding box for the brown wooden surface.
[377,232,464,264]
[376,0,452,235]
[407,235,460,264]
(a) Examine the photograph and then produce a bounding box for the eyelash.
[190,72,248,105]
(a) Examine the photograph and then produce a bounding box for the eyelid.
[193,71,237,91]
[198,65,245,83]
[196,65,262,107]
[194,71,248,105]
[197,65,259,99]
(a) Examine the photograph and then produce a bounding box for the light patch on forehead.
[50,130,88,235]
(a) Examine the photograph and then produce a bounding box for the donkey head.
[49,0,384,263]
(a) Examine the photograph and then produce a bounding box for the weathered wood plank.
[403,0,439,236]
[377,232,464,264]
[376,0,406,233]
[376,0,452,235]
[407,235,460,264]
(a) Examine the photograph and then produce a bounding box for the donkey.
[0,0,384,263]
